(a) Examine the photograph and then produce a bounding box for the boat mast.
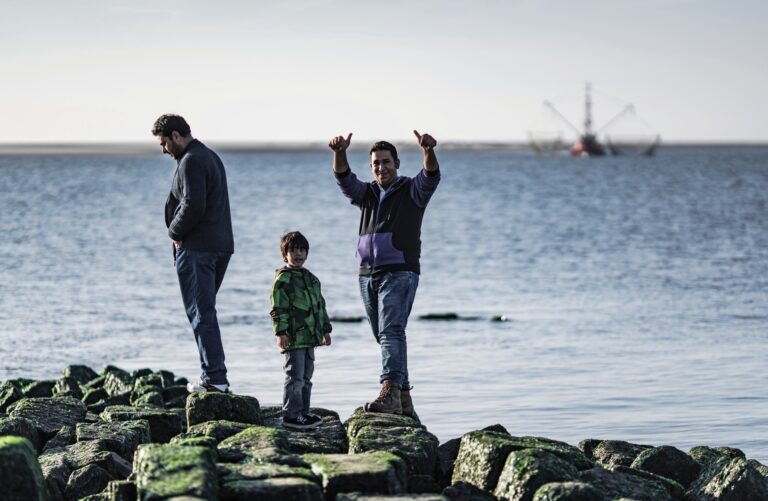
[584,81,594,135]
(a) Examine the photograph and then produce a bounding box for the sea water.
[1,146,767,461]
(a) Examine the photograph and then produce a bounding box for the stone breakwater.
[1,365,767,501]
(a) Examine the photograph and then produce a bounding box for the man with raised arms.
[329,130,440,415]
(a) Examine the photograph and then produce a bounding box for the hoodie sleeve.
[269,271,292,336]
[335,168,368,207]
[409,168,440,209]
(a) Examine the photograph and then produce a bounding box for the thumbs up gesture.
[413,130,437,151]
[329,133,353,152]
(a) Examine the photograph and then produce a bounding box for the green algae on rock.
[589,440,653,467]
[185,419,254,444]
[186,392,262,427]
[75,419,151,461]
[305,451,407,499]
[687,456,768,500]
[576,466,673,501]
[0,435,48,500]
[9,395,87,439]
[532,481,605,501]
[494,448,579,501]
[134,443,218,500]
[220,476,323,501]
[630,445,700,489]
[100,405,182,443]
[452,431,593,492]
[0,415,43,452]
[217,425,290,463]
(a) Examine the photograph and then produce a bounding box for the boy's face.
[284,247,308,268]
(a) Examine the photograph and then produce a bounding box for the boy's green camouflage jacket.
[270,266,332,351]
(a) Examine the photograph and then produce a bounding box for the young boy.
[270,231,332,430]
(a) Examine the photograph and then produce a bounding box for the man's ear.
[395,159,400,170]
[171,131,182,142]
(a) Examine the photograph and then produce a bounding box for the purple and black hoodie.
[335,167,440,276]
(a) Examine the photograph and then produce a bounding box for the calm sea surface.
[1,146,767,461]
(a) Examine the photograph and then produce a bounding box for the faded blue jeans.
[359,271,419,389]
[175,248,231,386]
[283,347,315,419]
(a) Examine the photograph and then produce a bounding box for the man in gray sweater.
[152,114,234,393]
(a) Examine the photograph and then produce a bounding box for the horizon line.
[0,140,766,156]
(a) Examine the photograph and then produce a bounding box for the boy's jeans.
[283,347,315,419]
[359,271,419,389]
[175,248,231,386]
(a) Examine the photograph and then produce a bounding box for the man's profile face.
[370,150,399,188]
[157,132,182,159]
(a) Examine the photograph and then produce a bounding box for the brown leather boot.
[400,387,415,417]
[364,380,402,414]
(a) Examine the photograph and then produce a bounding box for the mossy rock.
[103,372,132,397]
[220,477,323,501]
[82,387,109,406]
[65,463,115,501]
[577,465,672,501]
[106,479,137,501]
[75,419,151,461]
[131,390,164,408]
[186,419,253,443]
[532,481,606,500]
[42,425,76,453]
[0,436,48,500]
[688,446,745,468]
[53,376,84,400]
[162,385,189,402]
[63,365,99,385]
[608,465,685,499]
[186,392,261,427]
[337,494,445,501]
[436,437,462,487]
[134,373,164,390]
[630,445,700,488]
[345,406,424,437]
[170,435,219,449]
[281,413,348,454]
[578,439,603,460]
[687,456,768,500]
[591,440,653,467]
[9,396,87,439]
[0,381,23,412]
[304,451,407,499]
[23,380,57,398]
[134,443,218,500]
[86,393,131,414]
[131,368,154,380]
[349,425,439,476]
[494,448,578,501]
[100,405,182,443]
[442,481,497,500]
[451,431,593,492]
[218,461,318,482]
[217,426,289,463]
[0,416,43,452]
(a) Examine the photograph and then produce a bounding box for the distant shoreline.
[0,141,766,156]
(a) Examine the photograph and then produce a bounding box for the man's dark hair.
[152,114,191,138]
[280,231,310,258]
[369,141,398,162]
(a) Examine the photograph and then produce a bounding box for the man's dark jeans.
[175,247,231,386]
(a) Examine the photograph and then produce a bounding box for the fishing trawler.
[530,83,660,156]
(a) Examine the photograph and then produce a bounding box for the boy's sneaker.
[186,380,229,393]
[283,415,321,430]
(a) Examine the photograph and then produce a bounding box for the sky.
[1,0,766,143]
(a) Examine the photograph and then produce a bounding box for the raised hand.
[413,130,437,151]
[329,133,353,152]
